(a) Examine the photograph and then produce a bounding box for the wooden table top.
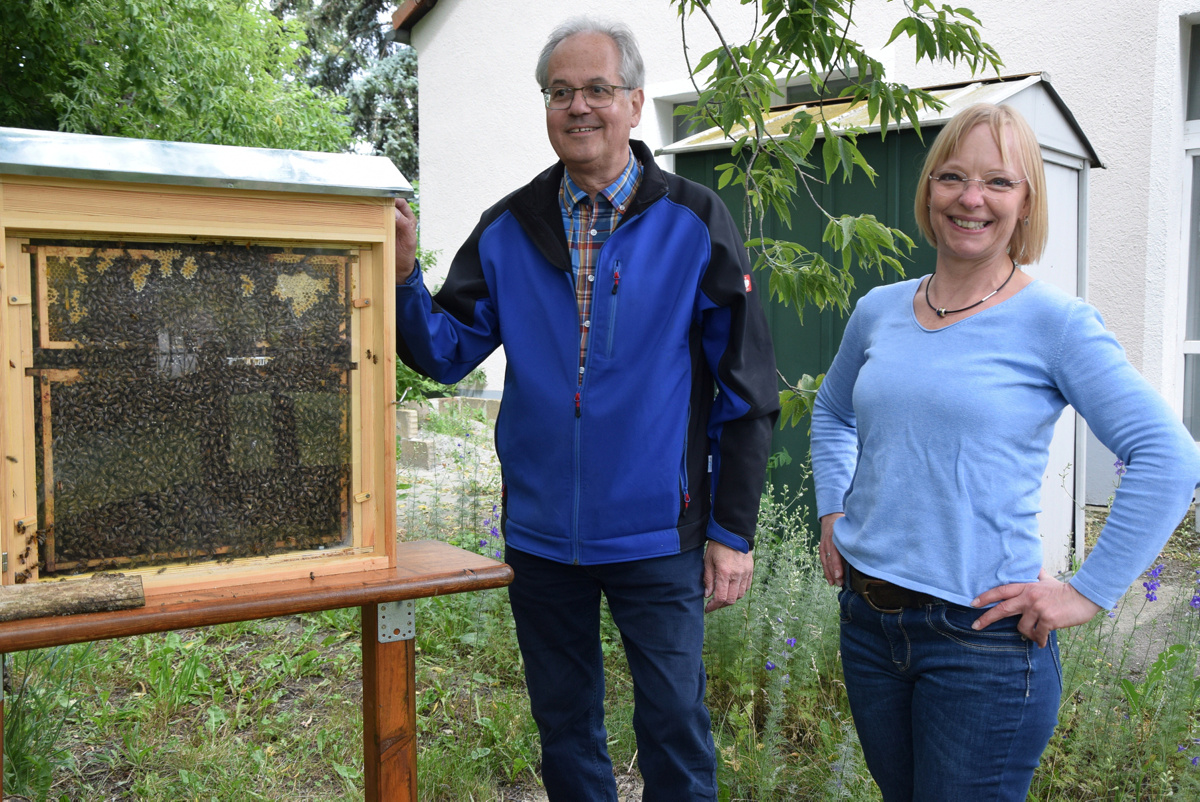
[0,540,512,652]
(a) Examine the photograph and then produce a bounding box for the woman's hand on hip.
[971,569,1102,647]
[819,513,845,587]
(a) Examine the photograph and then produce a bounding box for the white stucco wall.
[409,0,1199,431]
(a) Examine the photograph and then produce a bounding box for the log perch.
[0,575,145,623]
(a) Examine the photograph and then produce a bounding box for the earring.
[1022,216,1029,226]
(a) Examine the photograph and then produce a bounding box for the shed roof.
[391,0,439,42]
[659,73,1102,168]
[0,127,413,197]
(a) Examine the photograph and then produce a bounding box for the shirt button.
[583,320,591,328]
[579,367,585,375]
[587,275,595,282]
[589,229,598,236]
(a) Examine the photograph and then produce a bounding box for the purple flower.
[1192,756,1199,767]
[479,539,488,547]
[1144,565,1163,602]
[765,661,776,671]
[1180,744,1188,752]
[785,637,796,647]
[1191,593,1200,611]
[1114,459,1127,477]
[494,550,502,559]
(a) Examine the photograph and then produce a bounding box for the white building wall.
[409,1,1199,478]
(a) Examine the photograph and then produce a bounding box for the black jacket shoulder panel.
[505,161,572,271]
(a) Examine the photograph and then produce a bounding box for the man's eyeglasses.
[541,84,632,110]
[928,172,1029,195]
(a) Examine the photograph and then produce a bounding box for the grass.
[6,410,1200,800]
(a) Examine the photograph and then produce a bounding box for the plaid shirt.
[560,151,643,386]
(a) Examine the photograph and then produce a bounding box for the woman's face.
[928,123,1031,270]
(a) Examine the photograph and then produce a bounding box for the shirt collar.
[561,148,642,215]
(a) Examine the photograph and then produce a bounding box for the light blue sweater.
[812,278,1200,610]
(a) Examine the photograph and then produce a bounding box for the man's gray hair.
[535,17,645,89]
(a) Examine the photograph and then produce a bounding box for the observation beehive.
[0,127,408,594]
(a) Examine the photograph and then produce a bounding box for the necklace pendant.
[937,308,947,318]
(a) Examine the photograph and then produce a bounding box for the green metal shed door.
[674,130,939,530]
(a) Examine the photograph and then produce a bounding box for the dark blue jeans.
[838,585,1062,802]
[505,546,717,801]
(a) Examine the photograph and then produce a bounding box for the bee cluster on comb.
[25,239,357,580]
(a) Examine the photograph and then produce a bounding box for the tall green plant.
[671,0,1002,424]
[704,477,865,798]
[4,645,93,798]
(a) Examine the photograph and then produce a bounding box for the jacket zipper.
[572,383,585,563]
[606,260,621,356]
[679,401,691,517]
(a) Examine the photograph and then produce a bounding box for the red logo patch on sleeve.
[743,274,752,293]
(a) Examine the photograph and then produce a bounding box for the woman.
[811,103,1200,801]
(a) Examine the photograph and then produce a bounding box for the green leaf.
[884,16,916,47]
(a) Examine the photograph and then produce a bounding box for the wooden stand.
[0,540,512,800]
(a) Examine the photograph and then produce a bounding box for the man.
[393,18,777,800]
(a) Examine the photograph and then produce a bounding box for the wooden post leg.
[362,604,417,802]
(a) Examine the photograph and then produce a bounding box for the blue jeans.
[505,546,717,802]
[838,585,1062,802]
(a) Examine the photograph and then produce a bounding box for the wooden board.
[1,177,387,243]
[2,238,37,584]
[0,541,511,652]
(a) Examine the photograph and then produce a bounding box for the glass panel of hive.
[29,239,355,577]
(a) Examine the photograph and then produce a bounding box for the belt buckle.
[860,579,904,614]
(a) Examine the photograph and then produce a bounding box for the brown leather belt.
[848,564,942,613]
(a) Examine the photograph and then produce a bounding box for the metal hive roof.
[0,127,413,197]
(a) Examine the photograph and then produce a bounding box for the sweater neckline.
[908,276,1039,333]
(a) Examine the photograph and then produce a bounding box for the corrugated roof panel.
[0,127,413,197]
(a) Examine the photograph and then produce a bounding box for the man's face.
[544,32,644,185]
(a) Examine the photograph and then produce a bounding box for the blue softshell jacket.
[396,140,779,564]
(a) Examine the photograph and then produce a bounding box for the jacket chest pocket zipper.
[605,260,621,357]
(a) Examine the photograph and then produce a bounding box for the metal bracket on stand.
[377,599,415,642]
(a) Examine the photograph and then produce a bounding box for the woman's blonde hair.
[913,103,1048,265]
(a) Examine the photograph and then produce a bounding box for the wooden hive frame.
[0,173,399,595]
